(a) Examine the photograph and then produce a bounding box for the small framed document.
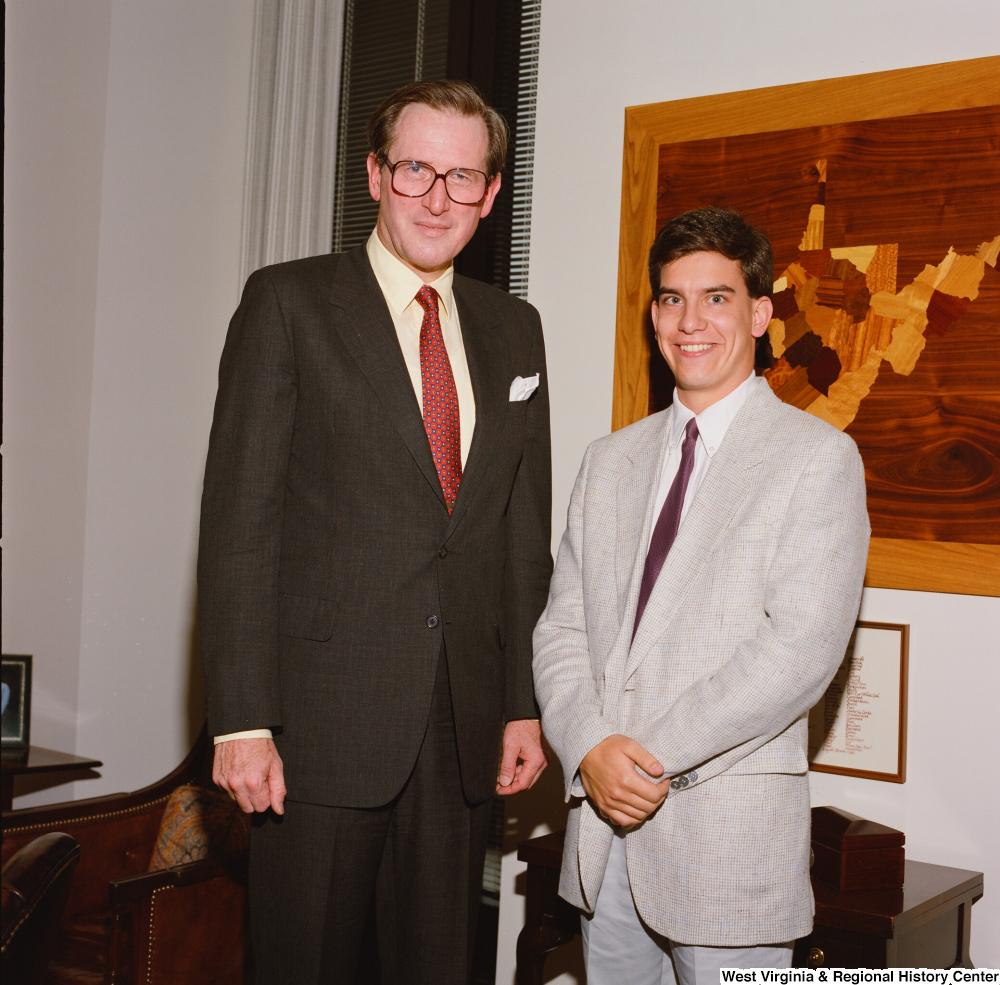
[808,622,908,783]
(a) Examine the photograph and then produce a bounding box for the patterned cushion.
[148,783,251,871]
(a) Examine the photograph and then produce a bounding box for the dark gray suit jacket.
[198,245,552,807]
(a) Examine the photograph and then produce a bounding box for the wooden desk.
[1,746,103,810]
[515,831,983,983]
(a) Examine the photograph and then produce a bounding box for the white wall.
[3,1,255,805]
[496,2,1000,981]
[74,1,255,797]
[4,0,112,782]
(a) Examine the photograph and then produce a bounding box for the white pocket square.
[509,373,540,401]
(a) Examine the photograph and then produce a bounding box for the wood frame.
[612,56,1000,597]
[808,621,909,784]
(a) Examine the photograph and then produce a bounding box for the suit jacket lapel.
[328,247,447,509]
[599,411,672,723]
[623,382,778,682]
[616,414,672,626]
[445,280,508,532]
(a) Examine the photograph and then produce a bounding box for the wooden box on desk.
[812,806,905,892]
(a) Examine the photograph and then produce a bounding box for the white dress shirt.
[647,371,760,554]
[216,230,478,745]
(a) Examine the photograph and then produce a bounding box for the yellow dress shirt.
[365,229,476,467]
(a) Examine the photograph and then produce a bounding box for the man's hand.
[579,734,666,829]
[213,737,286,815]
[496,719,548,795]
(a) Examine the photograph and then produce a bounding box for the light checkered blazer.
[533,380,870,947]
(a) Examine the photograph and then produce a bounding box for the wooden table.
[1,746,103,810]
[798,859,983,968]
[515,831,984,983]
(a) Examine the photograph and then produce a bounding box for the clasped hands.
[580,734,667,829]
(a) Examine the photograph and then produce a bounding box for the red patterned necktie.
[416,285,462,512]
[632,417,700,642]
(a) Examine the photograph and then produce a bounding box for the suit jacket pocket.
[279,593,335,642]
[726,724,809,775]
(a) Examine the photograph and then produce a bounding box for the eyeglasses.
[387,159,490,205]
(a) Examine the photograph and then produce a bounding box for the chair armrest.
[2,833,81,982]
[2,833,81,937]
[105,847,250,985]
[108,849,249,908]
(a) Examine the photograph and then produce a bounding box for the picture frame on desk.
[1,654,33,752]
[808,622,908,783]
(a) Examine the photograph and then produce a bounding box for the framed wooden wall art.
[613,56,1000,597]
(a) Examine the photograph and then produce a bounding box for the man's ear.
[478,172,502,219]
[366,153,383,203]
[751,294,774,338]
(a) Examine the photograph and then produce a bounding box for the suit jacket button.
[670,779,680,790]
[677,775,689,787]
[438,548,448,559]
[688,771,698,782]
[427,615,439,629]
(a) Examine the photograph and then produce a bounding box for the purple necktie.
[632,417,700,642]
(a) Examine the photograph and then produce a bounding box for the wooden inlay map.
[652,105,1000,547]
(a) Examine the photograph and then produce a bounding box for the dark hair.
[648,207,773,298]
[366,79,509,178]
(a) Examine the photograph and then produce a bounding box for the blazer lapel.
[622,382,777,682]
[445,281,509,532]
[328,247,447,509]
[616,413,672,626]
[599,412,672,724]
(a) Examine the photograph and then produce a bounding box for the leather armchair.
[2,832,82,985]
[1,727,249,984]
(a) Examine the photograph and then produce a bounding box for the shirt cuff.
[213,729,273,744]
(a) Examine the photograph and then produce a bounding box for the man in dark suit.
[198,80,552,984]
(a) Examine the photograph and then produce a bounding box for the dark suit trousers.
[248,652,493,985]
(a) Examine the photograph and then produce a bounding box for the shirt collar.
[668,371,759,457]
[366,228,455,319]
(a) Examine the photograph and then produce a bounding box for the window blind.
[507,0,540,300]
[332,0,450,254]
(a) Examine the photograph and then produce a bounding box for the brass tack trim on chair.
[147,884,174,985]
[3,794,172,837]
